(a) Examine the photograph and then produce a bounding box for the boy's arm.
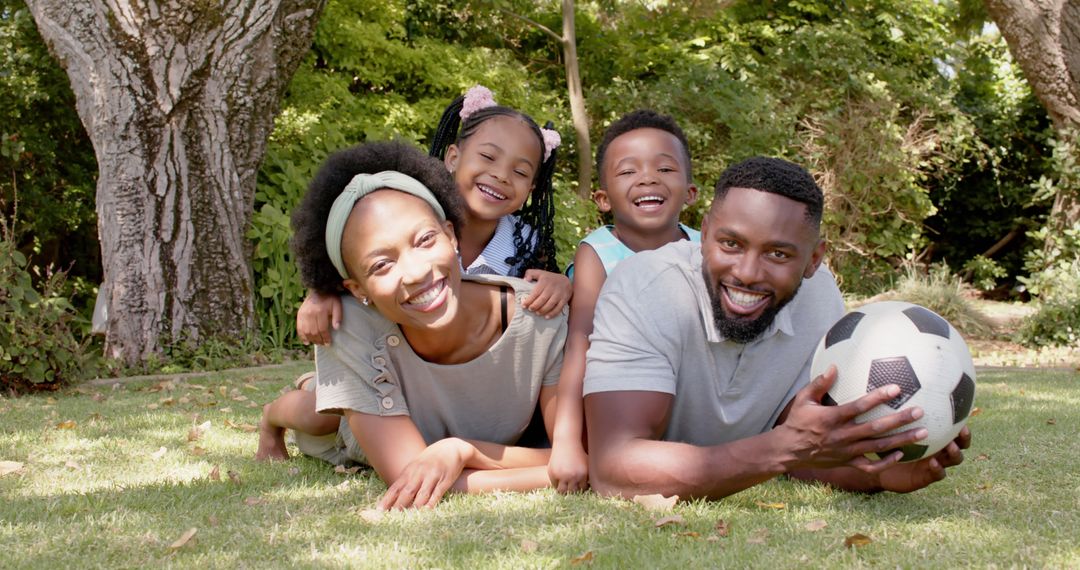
[549,245,606,493]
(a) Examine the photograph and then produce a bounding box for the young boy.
[548,110,699,493]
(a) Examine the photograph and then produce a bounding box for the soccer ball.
[810,301,976,463]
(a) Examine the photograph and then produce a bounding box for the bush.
[855,263,994,338]
[1016,298,1080,349]
[0,217,95,391]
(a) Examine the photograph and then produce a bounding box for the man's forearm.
[590,431,790,500]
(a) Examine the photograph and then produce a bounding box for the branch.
[499,8,563,43]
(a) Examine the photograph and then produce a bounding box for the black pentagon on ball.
[867,356,921,409]
[825,311,865,348]
[902,306,951,339]
[951,372,976,424]
[880,443,929,462]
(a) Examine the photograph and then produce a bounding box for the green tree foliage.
[0,1,99,292]
[0,214,94,390]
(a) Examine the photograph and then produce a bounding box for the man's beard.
[703,265,800,344]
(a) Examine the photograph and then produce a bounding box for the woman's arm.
[548,245,606,493]
[346,411,552,509]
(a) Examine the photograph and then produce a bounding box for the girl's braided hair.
[429,94,560,274]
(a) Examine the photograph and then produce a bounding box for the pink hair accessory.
[460,85,497,121]
[541,128,561,162]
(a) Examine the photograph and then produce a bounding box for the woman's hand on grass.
[522,270,571,319]
[377,438,471,510]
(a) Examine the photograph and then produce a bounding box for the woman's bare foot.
[255,405,290,461]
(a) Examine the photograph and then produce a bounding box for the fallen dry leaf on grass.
[209,465,221,481]
[359,509,384,523]
[714,520,731,537]
[1047,418,1057,425]
[64,460,81,470]
[218,407,232,413]
[632,494,678,511]
[520,539,538,553]
[190,446,207,457]
[243,497,264,506]
[969,407,982,417]
[147,404,159,411]
[334,465,362,475]
[755,501,786,510]
[746,528,769,545]
[223,419,257,433]
[975,453,990,461]
[675,531,700,538]
[91,393,106,402]
[0,461,24,476]
[56,420,77,430]
[150,447,168,460]
[227,470,242,485]
[207,515,219,527]
[187,421,212,442]
[844,533,873,548]
[569,551,593,565]
[805,519,828,532]
[169,527,197,550]
[654,515,686,528]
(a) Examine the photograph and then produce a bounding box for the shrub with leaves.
[0,219,94,390]
[856,263,993,338]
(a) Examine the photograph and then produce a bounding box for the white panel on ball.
[810,301,976,462]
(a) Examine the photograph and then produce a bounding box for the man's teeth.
[407,281,444,306]
[633,195,665,205]
[726,287,766,307]
[478,184,507,200]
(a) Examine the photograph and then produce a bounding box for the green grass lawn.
[2,362,1078,568]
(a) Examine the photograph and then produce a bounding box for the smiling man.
[583,157,970,500]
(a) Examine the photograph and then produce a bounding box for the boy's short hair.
[291,141,465,294]
[595,109,693,188]
[713,157,824,227]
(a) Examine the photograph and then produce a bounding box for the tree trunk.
[26,0,326,364]
[561,0,592,198]
[985,0,1080,228]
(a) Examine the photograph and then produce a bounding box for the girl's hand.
[548,438,589,494]
[297,291,342,346]
[377,438,470,510]
[522,269,572,318]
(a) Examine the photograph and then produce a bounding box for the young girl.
[297,86,571,345]
[548,110,700,493]
[257,141,567,509]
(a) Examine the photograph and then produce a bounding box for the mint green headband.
[325,171,447,279]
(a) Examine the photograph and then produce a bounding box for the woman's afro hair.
[291,141,465,294]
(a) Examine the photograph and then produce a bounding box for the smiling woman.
[256,141,568,509]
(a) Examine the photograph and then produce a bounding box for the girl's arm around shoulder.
[522,268,572,318]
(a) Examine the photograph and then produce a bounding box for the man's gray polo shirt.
[583,240,845,446]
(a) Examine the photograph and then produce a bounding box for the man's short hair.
[713,157,823,226]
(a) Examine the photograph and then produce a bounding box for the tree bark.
[26,0,326,363]
[984,0,1080,129]
[985,0,1080,228]
[562,0,592,198]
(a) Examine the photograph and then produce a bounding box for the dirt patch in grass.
[968,300,1079,370]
